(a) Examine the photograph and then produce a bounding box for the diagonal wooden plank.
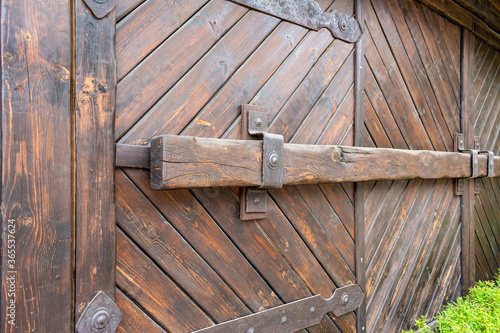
[365,3,433,151]
[269,187,356,286]
[116,0,209,79]
[364,65,408,149]
[115,170,251,322]
[369,0,449,151]
[116,229,215,332]
[123,167,282,312]
[369,181,452,332]
[120,10,281,144]
[191,187,343,333]
[116,289,167,333]
[116,0,248,138]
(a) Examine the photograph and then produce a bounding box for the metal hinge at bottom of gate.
[76,292,122,333]
[192,284,364,333]
[240,105,284,221]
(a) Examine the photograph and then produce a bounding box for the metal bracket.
[240,105,284,220]
[83,0,118,19]
[454,134,487,195]
[192,284,364,333]
[76,292,122,333]
[231,0,362,43]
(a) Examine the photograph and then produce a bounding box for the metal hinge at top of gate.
[231,0,362,43]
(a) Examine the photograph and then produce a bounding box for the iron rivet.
[308,9,314,17]
[281,316,287,324]
[310,306,315,313]
[341,294,349,305]
[91,309,111,330]
[268,152,280,169]
[255,117,263,128]
[253,197,260,206]
[339,19,347,32]
[279,0,285,7]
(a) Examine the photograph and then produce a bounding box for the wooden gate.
[2,0,500,332]
[114,0,359,332]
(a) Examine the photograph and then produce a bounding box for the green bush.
[402,270,500,332]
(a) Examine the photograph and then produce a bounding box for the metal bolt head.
[248,328,255,333]
[91,309,111,331]
[279,0,285,7]
[281,316,287,324]
[341,293,349,305]
[310,306,315,313]
[255,117,263,128]
[253,197,260,206]
[268,152,280,169]
[339,19,347,32]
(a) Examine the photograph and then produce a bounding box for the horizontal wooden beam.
[116,136,500,190]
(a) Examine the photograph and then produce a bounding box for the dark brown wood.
[354,0,366,331]
[0,0,72,331]
[416,0,500,52]
[452,0,500,34]
[460,28,476,294]
[116,144,150,169]
[145,135,498,190]
[116,290,167,333]
[74,0,117,321]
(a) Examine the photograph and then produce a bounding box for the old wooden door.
[113,0,360,332]
[3,0,500,332]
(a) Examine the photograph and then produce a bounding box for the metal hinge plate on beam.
[76,292,122,333]
[192,284,364,333]
[240,105,284,220]
[231,0,362,43]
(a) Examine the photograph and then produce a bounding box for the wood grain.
[145,135,497,190]
[74,0,117,320]
[0,0,72,331]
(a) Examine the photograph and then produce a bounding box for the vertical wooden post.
[74,0,117,324]
[460,28,475,294]
[0,0,73,332]
[354,0,366,331]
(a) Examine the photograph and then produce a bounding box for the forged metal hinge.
[240,105,284,220]
[192,284,364,333]
[76,292,122,333]
[83,0,118,19]
[231,0,362,43]
[454,133,493,195]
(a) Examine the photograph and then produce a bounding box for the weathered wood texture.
[0,0,72,331]
[460,28,476,295]
[115,0,358,332]
[363,0,463,332]
[416,0,500,52]
[473,39,500,282]
[74,0,117,320]
[144,135,497,189]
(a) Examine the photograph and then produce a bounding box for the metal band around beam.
[192,285,363,333]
